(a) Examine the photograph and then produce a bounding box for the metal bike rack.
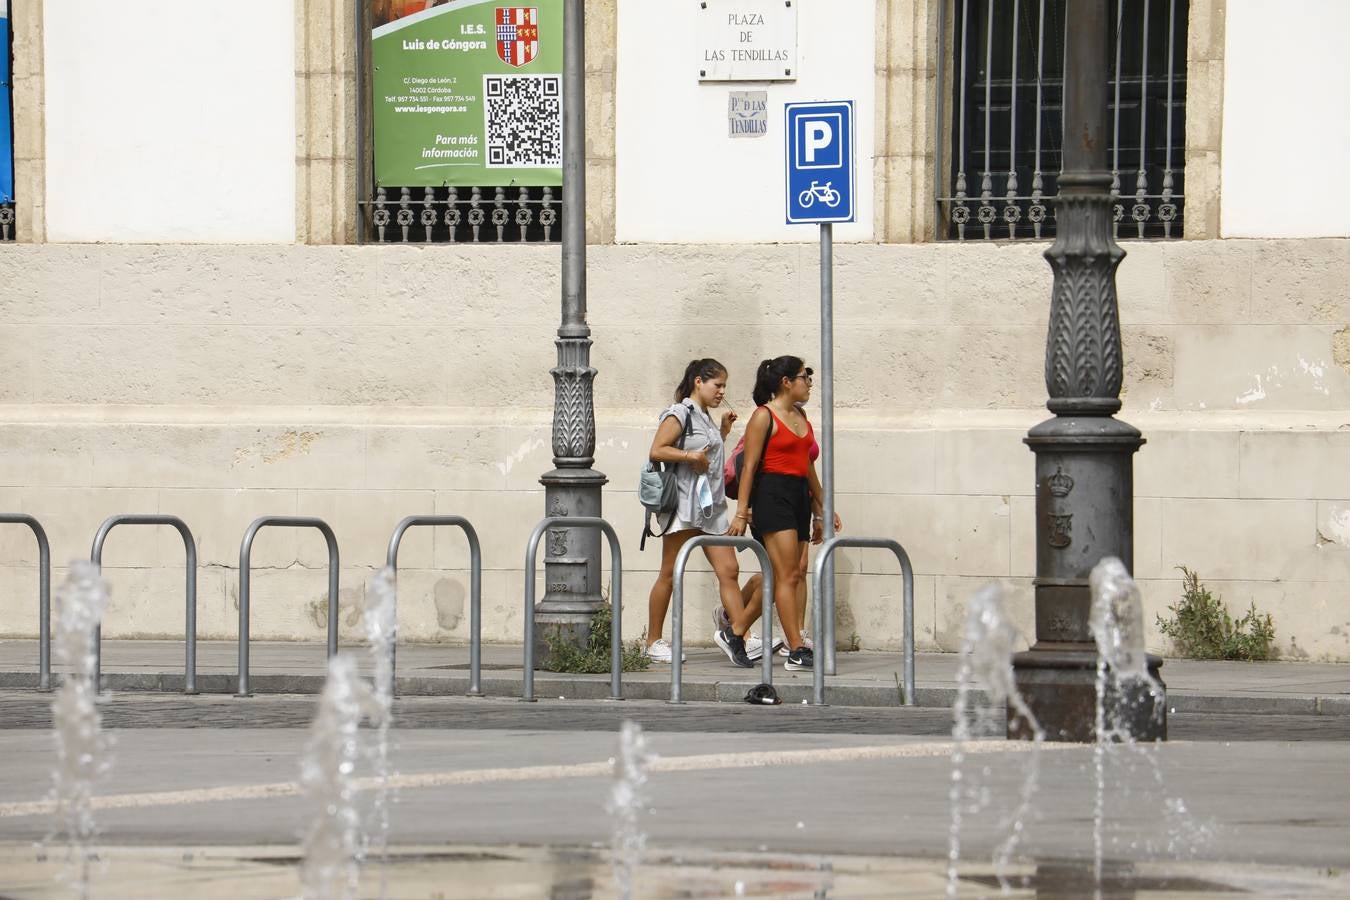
[90,515,198,694]
[811,536,915,707]
[386,515,483,696]
[237,516,339,697]
[522,516,623,703]
[0,514,51,691]
[671,535,775,704]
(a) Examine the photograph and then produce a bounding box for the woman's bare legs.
[703,544,743,633]
[647,529,699,646]
[795,541,810,636]
[758,530,807,650]
[738,539,811,643]
[648,531,744,648]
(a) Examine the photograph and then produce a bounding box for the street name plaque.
[697,0,797,82]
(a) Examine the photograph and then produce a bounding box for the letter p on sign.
[803,121,832,162]
[792,112,843,170]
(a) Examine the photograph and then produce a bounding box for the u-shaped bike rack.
[671,535,775,704]
[237,516,339,697]
[522,516,623,702]
[0,514,51,691]
[386,515,483,696]
[811,536,915,707]
[90,515,199,694]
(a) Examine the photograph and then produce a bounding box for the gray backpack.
[638,406,693,550]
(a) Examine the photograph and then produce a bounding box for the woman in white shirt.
[643,358,754,665]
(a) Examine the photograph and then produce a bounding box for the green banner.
[372,0,563,187]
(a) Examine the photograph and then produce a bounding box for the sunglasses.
[791,368,814,383]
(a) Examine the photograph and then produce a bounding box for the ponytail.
[674,357,727,402]
[752,355,804,406]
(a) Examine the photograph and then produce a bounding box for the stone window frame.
[874,0,1224,244]
[7,0,43,242]
[318,0,618,246]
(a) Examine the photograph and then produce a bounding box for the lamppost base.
[535,466,608,663]
[1010,642,1166,742]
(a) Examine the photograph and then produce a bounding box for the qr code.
[484,75,562,169]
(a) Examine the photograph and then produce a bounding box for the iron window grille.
[936,0,1188,241]
[355,2,562,245]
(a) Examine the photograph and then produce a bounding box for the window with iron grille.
[357,1,562,245]
[937,0,1188,241]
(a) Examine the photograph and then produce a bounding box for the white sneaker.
[644,638,685,663]
[748,632,787,661]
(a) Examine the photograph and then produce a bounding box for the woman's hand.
[686,448,710,474]
[728,511,749,536]
[720,410,738,437]
[810,512,843,544]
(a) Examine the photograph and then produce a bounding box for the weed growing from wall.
[1156,567,1277,661]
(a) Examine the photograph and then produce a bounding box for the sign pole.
[786,99,852,676]
[820,222,837,675]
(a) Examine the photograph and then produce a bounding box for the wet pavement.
[1,843,1347,898]
[1,721,1348,872]
[1,665,1347,897]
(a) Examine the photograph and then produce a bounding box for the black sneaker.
[784,646,814,671]
[714,627,753,668]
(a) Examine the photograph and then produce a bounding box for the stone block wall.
[0,238,1347,660]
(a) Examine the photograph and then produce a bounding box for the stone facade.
[1,239,1348,660]
[1,2,1347,660]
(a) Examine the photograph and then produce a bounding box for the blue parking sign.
[785,101,854,225]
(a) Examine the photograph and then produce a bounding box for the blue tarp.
[1,1,13,204]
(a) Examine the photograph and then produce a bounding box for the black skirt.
[750,472,811,542]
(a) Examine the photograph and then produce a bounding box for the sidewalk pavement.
[1,638,1346,714]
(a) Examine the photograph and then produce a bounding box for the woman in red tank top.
[725,356,843,673]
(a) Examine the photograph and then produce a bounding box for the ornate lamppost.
[1011,0,1165,742]
[536,0,607,656]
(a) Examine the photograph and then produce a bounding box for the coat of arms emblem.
[496,7,539,67]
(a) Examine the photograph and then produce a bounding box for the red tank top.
[760,406,814,476]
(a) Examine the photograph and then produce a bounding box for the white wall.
[43,0,295,242]
[615,0,875,243]
[1221,0,1350,238]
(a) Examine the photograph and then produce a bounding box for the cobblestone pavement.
[2,691,1350,740]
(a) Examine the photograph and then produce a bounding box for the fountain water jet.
[299,653,375,900]
[606,719,652,899]
[1089,557,1208,889]
[362,566,397,897]
[947,585,1044,898]
[49,561,112,900]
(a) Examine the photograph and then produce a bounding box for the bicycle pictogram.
[798,181,842,209]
